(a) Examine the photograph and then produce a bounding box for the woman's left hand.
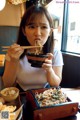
[42,53,53,71]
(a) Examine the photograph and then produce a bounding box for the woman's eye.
[41,26,48,29]
[28,25,35,29]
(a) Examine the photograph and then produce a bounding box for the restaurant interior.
[0,0,80,120]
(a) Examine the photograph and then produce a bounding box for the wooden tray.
[5,96,21,108]
[25,88,79,120]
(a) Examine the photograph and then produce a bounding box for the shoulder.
[52,48,64,66]
[54,48,62,56]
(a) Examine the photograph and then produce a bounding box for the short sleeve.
[52,49,64,66]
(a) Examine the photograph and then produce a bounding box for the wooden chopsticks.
[2,46,42,51]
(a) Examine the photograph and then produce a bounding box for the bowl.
[27,53,48,68]
[0,87,19,102]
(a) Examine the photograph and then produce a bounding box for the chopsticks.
[2,46,42,51]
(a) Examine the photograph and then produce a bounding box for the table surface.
[62,88,80,105]
[20,88,80,120]
[60,88,80,120]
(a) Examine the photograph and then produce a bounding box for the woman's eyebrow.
[27,23,49,26]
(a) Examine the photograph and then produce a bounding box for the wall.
[0,2,26,76]
[0,2,25,26]
[0,26,19,76]
[0,26,19,54]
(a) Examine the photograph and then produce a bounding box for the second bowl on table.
[0,87,19,102]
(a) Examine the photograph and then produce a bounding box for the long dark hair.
[17,5,54,58]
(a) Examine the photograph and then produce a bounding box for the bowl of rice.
[0,87,19,102]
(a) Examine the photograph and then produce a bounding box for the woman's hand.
[42,53,53,71]
[42,53,62,87]
[7,43,24,61]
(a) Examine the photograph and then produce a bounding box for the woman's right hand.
[7,43,24,61]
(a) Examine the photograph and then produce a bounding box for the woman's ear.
[49,28,53,36]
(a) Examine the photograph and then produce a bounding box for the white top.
[16,49,63,91]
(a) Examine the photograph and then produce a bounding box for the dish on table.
[25,87,79,120]
[0,87,23,120]
[0,87,19,102]
[35,88,67,107]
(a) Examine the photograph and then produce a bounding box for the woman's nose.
[34,27,41,36]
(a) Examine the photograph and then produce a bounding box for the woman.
[2,5,63,92]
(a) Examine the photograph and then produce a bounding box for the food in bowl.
[0,87,19,102]
[27,41,47,67]
[31,40,43,55]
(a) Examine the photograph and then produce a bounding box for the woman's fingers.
[45,53,53,64]
[42,53,53,71]
[47,53,53,60]
[9,44,23,52]
[42,63,52,71]
[42,63,52,68]
[7,44,24,60]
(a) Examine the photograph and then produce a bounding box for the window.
[61,0,80,54]
[47,0,64,50]
[66,0,80,54]
[47,0,80,55]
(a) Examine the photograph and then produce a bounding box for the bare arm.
[46,66,63,87]
[2,44,24,87]
[42,53,63,87]
[2,60,19,87]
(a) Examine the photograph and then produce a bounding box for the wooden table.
[58,88,80,120]
[20,88,80,120]
[62,88,80,105]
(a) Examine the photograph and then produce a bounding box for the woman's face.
[23,14,52,46]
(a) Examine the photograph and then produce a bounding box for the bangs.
[26,12,44,25]
[22,5,53,28]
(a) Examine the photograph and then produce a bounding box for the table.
[20,88,80,120]
[59,88,80,120]
[62,88,80,105]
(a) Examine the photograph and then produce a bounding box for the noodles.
[35,88,67,107]
[28,40,43,55]
[34,41,43,55]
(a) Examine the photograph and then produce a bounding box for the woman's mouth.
[35,39,42,44]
